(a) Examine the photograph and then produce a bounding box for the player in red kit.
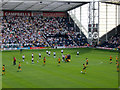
[13,57,16,65]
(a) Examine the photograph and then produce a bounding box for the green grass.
[2,48,119,88]
[0,51,2,90]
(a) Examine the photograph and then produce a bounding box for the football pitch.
[2,48,119,88]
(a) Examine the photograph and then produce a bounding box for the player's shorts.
[49,54,50,55]
[77,53,79,55]
[117,66,119,68]
[86,62,88,65]
[39,56,41,57]
[110,59,112,61]
[44,61,46,63]
[32,60,34,62]
[58,61,60,63]
[2,70,5,72]
[83,67,86,70]
[23,58,25,59]
[32,56,34,58]
[61,52,63,53]
[47,52,48,54]
[18,66,21,69]
[54,54,56,56]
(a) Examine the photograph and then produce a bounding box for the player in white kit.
[61,50,63,54]
[32,53,34,64]
[46,50,48,55]
[39,53,41,59]
[77,51,79,56]
[32,58,34,64]
[22,55,25,62]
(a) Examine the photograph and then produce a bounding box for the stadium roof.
[1,0,120,11]
[103,1,120,5]
[2,0,90,11]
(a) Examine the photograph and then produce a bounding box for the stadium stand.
[100,33,120,48]
[99,25,120,48]
[2,15,88,48]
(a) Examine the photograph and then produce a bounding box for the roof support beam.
[25,2,38,10]
[102,2,120,5]
[51,3,66,11]
[2,0,9,7]
[39,2,53,11]
[12,2,24,10]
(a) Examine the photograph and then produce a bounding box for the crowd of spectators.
[2,16,48,48]
[2,15,119,49]
[47,37,75,47]
[100,33,120,48]
[2,16,88,48]
[68,31,88,46]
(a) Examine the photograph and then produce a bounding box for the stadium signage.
[4,48,17,50]
[43,12,66,17]
[3,11,67,17]
[88,32,92,39]
[65,46,88,48]
[88,24,99,40]
[30,47,45,49]
[32,12,43,16]
[96,47,113,50]
[93,32,98,39]
[17,47,30,50]
[56,46,65,49]
[4,11,31,16]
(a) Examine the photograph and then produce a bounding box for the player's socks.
[117,68,119,72]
